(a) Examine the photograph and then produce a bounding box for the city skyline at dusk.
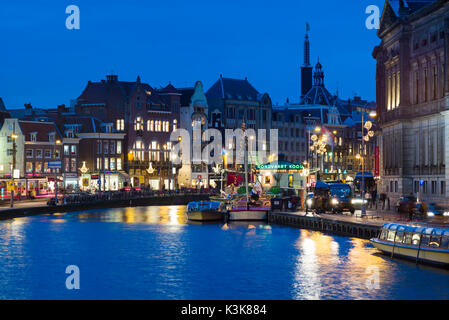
[1,0,383,108]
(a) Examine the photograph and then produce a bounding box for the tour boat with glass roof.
[370,223,449,266]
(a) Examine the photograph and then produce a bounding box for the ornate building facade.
[373,0,449,203]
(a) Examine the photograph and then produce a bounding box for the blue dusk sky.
[0,0,385,108]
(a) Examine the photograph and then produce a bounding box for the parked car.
[395,196,418,214]
[415,203,449,217]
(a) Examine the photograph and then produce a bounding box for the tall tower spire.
[300,22,313,100]
[303,22,310,66]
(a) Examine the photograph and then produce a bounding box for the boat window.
[395,231,404,243]
[412,233,421,245]
[421,235,431,247]
[387,230,396,242]
[404,232,413,245]
[429,236,441,248]
[380,230,387,240]
[441,237,449,249]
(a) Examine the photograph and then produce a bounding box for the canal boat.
[227,197,271,221]
[370,223,449,266]
[186,201,226,222]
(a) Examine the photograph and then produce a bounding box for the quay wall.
[0,194,210,221]
[268,212,381,240]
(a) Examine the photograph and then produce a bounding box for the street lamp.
[54,139,61,204]
[360,110,377,216]
[10,132,18,208]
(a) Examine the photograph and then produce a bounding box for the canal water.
[0,205,448,300]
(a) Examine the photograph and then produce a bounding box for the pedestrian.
[365,192,372,208]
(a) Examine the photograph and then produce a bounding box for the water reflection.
[0,206,448,299]
[292,230,394,300]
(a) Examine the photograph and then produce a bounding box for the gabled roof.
[178,87,195,107]
[18,121,62,142]
[206,76,260,101]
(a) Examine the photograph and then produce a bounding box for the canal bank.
[269,211,382,240]
[0,193,210,221]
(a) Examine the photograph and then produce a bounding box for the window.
[30,133,37,142]
[45,150,51,158]
[149,141,160,161]
[134,117,144,131]
[387,230,396,242]
[117,158,122,171]
[379,230,387,240]
[103,141,109,154]
[395,232,404,243]
[55,149,60,159]
[64,145,69,156]
[97,141,102,154]
[117,141,122,154]
[147,120,154,131]
[71,145,77,155]
[104,158,109,170]
[431,181,437,194]
[441,181,446,195]
[421,235,431,247]
[110,141,115,154]
[441,237,449,249]
[35,162,42,173]
[173,119,177,130]
[65,158,70,172]
[49,133,55,143]
[71,158,76,172]
[404,233,413,245]
[429,236,441,248]
[412,233,421,245]
[96,158,101,170]
[132,140,145,161]
[110,158,116,170]
[26,162,33,173]
[44,162,50,173]
[26,149,33,158]
[116,119,124,131]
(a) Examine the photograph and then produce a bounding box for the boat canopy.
[382,223,449,236]
[187,201,221,211]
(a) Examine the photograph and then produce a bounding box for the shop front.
[256,161,307,199]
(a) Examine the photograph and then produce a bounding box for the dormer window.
[30,132,37,142]
[66,130,74,138]
[49,132,55,143]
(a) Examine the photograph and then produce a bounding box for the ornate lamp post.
[360,110,377,216]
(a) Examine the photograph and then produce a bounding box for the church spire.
[303,22,311,66]
[300,22,313,100]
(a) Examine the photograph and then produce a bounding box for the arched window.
[162,142,172,161]
[132,139,145,161]
[134,117,144,131]
[149,141,160,161]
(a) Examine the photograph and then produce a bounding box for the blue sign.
[48,160,62,169]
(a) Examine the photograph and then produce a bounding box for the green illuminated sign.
[256,163,304,171]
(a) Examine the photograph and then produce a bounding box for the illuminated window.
[116,119,125,131]
[134,117,144,131]
[147,120,154,131]
[149,141,160,161]
[173,119,177,130]
[132,140,145,161]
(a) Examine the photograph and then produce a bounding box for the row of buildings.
[0,27,377,197]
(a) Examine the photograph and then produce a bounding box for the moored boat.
[370,223,449,267]
[228,207,270,221]
[186,201,225,222]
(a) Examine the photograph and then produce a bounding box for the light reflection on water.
[0,205,448,300]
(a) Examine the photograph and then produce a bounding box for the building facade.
[373,0,449,203]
